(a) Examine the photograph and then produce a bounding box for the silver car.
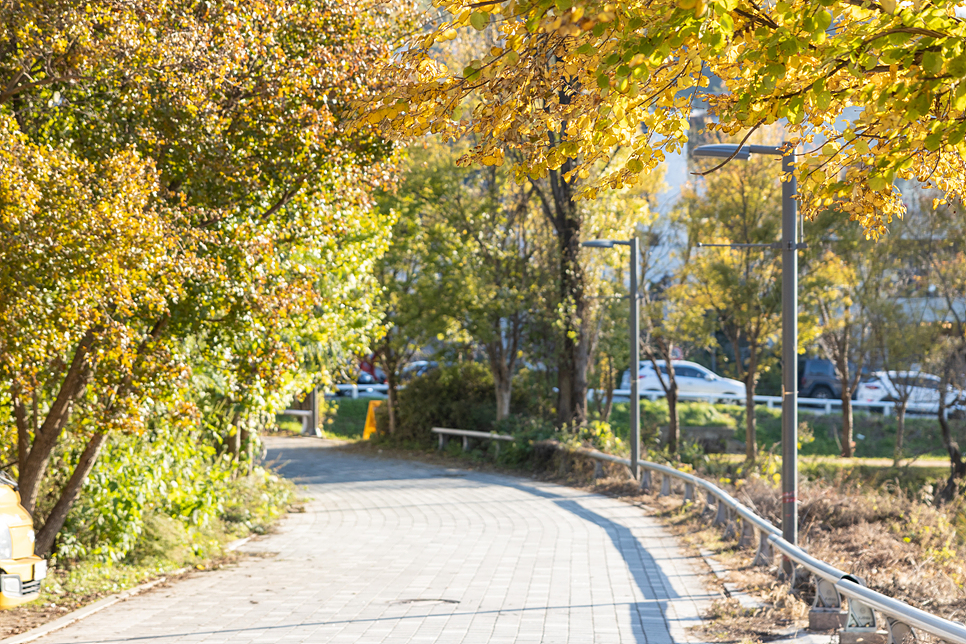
[856,370,961,411]
[620,360,746,402]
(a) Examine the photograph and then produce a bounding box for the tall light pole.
[582,237,640,480]
[691,143,800,554]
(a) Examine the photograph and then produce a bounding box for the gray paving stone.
[34,436,716,644]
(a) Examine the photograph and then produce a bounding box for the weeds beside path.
[0,471,295,640]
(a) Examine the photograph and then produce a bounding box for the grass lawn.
[321,397,372,439]
[599,398,965,462]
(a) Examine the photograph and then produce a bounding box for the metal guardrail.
[432,427,515,456]
[603,389,957,418]
[564,444,966,644]
[332,383,389,398]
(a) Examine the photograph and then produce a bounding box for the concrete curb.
[0,536,255,644]
[0,572,182,644]
[699,548,764,611]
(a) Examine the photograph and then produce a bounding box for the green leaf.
[814,10,831,32]
[815,90,831,110]
[922,51,943,75]
[868,175,887,191]
[470,11,489,31]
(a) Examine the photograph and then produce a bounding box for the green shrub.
[492,416,557,466]
[510,368,556,418]
[52,425,292,565]
[391,362,497,443]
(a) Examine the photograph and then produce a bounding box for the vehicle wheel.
[811,386,833,400]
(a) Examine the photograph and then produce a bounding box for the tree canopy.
[363,0,966,237]
[0,0,404,554]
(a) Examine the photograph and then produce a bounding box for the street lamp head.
[691,144,751,160]
[581,239,617,248]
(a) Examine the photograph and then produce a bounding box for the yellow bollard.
[363,400,382,440]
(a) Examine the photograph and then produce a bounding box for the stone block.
[838,629,888,644]
[808,609,847,631]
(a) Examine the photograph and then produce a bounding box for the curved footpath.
[30,436,716,644]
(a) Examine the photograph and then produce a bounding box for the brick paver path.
[36,436,715,644]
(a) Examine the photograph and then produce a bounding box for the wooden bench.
[431,427,516,457]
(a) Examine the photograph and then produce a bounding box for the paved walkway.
[35,437,716,644]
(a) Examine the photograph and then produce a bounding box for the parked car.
[401,360,439,382]
[357,368,387,385]
[799,358,842,399]
[855,370,962,410]
[0,471,46,609]
[620,360,746,401]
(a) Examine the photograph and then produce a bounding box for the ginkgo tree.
[364,0,966,241]
[1,0,404,555]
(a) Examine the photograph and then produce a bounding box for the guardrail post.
[713,500,728,527]
[660,474,672,497]
[594,460,605,480]
[885,617,917,644]
[462,436,470,451]
[723,508,738,540]
[641,469,652,492]
[841,588,883,644]
[684,482,694,503]
[753,532,773,567]
[351,384,358,399]
[438,434,447,450]
[825,400,832,415]
[809,578,847,631]
[702,491,716,519]
[739,518,755,548]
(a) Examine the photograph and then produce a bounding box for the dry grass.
[730,476,966,621]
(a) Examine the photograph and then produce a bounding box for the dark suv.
[799,358,844,399]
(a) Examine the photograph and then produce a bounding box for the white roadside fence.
[602,389,956,418]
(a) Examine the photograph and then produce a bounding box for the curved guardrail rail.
[563,444,966,644]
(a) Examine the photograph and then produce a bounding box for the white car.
[855,370,961,409]
[620,360,746,402]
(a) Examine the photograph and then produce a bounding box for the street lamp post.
[691,143,800,555]
[582,237,640,480]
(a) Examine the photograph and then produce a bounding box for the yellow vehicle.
[0,471,45,609]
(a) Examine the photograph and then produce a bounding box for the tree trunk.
[667,385,679,455]
[744,357,758,464]
[495,376,512,421]
[228,410,241,461]
[938,388,966,484]
[832,343,855,458]
[386,372,398,435]
[602,362,615,422]
[12,392,29,476]
[894,401,907,466]
[539,163,590,431]
[841,393,854,458]
[18,330,97,514]
[485,322,518,423]
[34,432,108,556]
